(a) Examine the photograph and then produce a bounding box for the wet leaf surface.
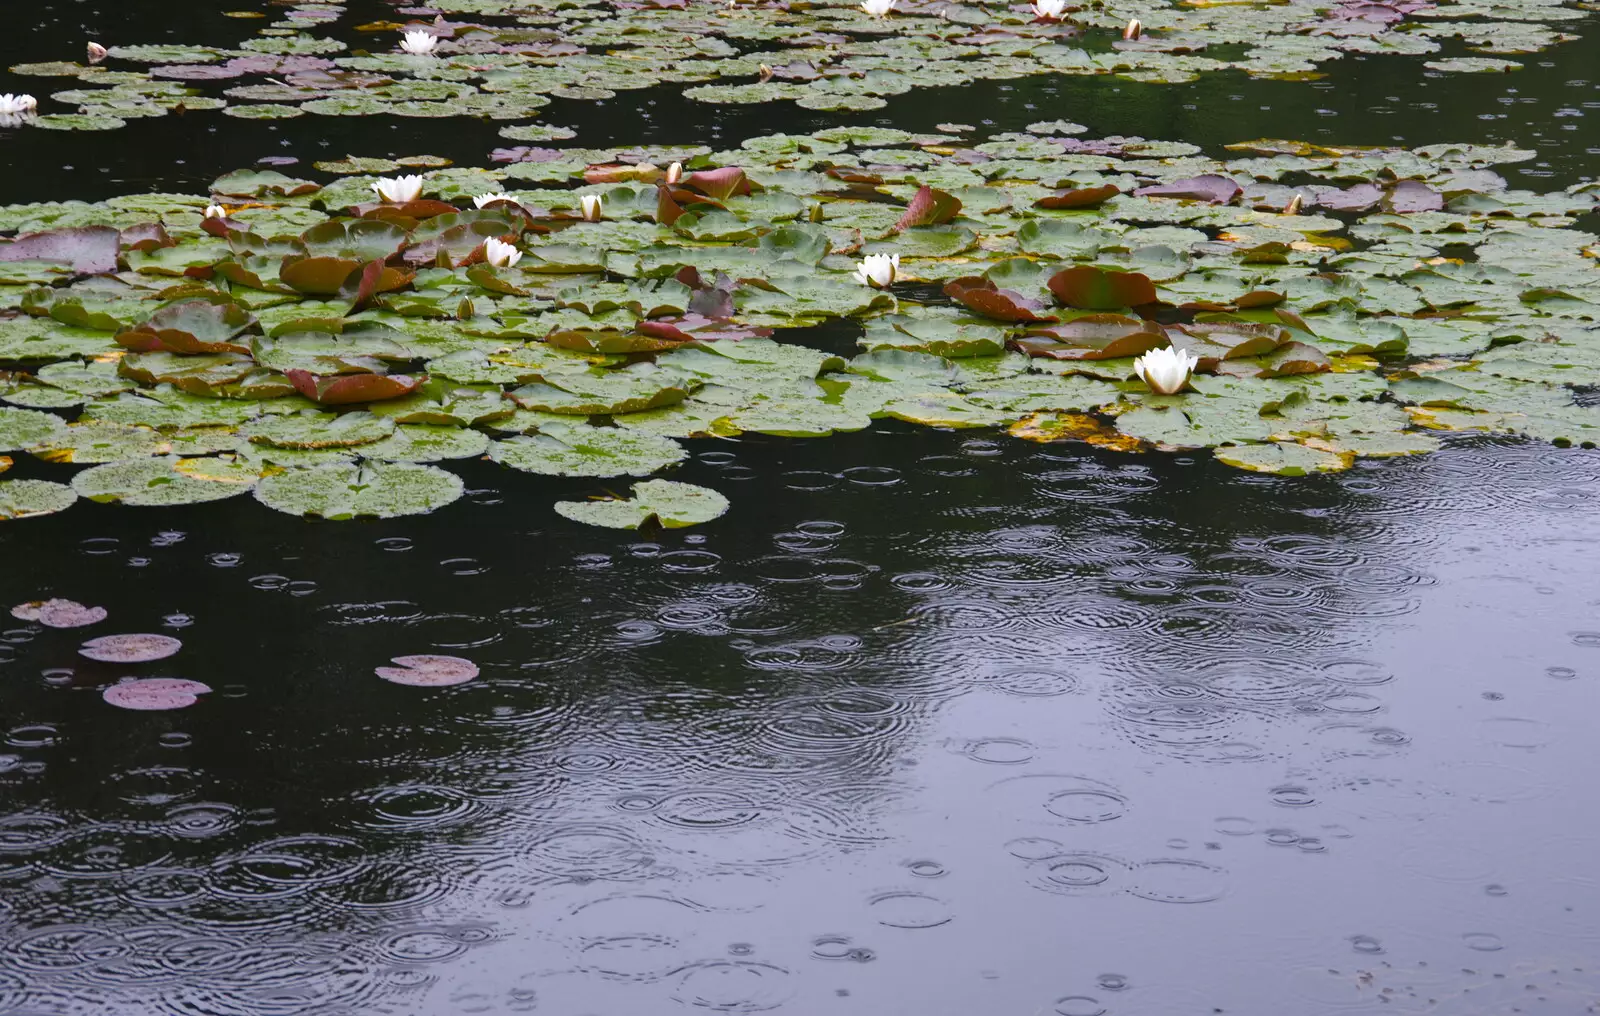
[79,633,183,663]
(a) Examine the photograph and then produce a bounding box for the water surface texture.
[3,2,1600,1015]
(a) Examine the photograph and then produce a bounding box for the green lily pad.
[72,455,258,505]
[488,422,686,477]
[0,479,77,520]
[554,479,729,530]
[253,462,464,519]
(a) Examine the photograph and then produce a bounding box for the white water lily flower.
[666,162,683,185]
[860,0,896,15]
[1122,17,1143,39]
[483,237,523,269]
[0,94,36,115]
[472,192,505,209]
[1134,345,1199,395]
[372,174,424,204]
[853,253,899,289]
[87,42,108,64]
[203,205,228,219]
[1032,0,1067,18]
[579,193,603,222]
[399,29,438,55]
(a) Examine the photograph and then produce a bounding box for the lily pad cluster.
[0,124,1597,522]
[3,0,1587,130]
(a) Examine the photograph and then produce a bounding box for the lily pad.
[11,598,107,627]
[79,633,183,663]
[0,479,77,520]
[72,456,259,506]
[554,479,730,530]
[102,677,211,711]
[253,462,464,519]
[375,654,479,687]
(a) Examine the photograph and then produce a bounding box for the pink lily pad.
[1134,174,1242,204]
[103,678,212,711]
[12,599,108,628]
[80,633,183,663]
[375,655,480,687]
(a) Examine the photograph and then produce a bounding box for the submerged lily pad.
[554,479,730,530]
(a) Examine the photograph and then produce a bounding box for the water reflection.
[2,429,1599,1013]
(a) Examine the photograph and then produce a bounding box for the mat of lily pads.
[2,0,1590,132]
[0,124,1597,524]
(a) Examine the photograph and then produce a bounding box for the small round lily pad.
[103,677,211,710]
[80,633,183,663]
[254,462,464,519]
[375,654,479,687]
[554,479,729,530]
[12,598,107,628]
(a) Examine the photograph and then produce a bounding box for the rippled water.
[5,2,1600,1014]
[4,433,1599,1013]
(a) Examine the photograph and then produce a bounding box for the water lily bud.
[1122,17,1143,39]
[399,29,438,56]
[0,94,36,115]
[579,193,604,222]
[1283,193,1304,215]
[852,252,899,289]
[372,174,425,205]
[483,237,523,269]
[860,0,896,16]
[86,42,108,64]
[809,203,824,223]
[759,64,775,83]
[666,162,683,185]
[202,205,228,220]
[1133,345,1199,395]
[472,192,505,209]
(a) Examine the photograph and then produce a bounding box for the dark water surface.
[3,3,1600,1015]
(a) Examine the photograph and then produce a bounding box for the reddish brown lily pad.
[1014,315,1168,359]
[115,299,257,354]
[1033,184,1120,210]
[1133,175,1241,204]
[683,167,752,200]
[375,654,479,687]
[12,598,108,628]
[894,185,963,230]
[944,277,1058,323]
[286,371,424,405]
[80,633,183,663]
[1383,180,1445,213]
[103,677,212,711]
[1047,266,1158,310]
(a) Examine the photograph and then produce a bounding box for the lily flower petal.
[399,29,439,55]
[1133,345,1199,395]
[372,174,425,204]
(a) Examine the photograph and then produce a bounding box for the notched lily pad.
[253,462,464,519]
[554,479,729,530]
[375,654,479,687]
[80,633,183,663]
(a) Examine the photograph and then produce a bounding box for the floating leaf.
[0,479,77,520]
[80,633,183,663]
[1047,266,1158,310]
[554,479,729,530]
[285,370,424,406]
[375,654,480,687]
[73,456,258,506]
[894,185,963,229]
[488,423,686,477]
[102,677,211,710]
[1214,441,1352,476]
[11,598,107,627]
[254,462,463,519]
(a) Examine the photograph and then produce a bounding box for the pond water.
[2,1,1600,1014]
